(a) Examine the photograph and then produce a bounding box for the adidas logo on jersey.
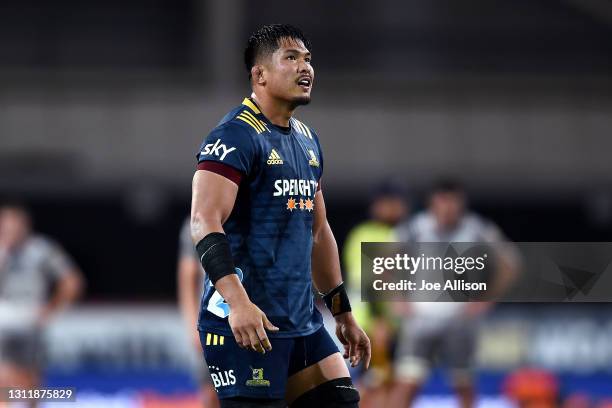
[267,149,284,165]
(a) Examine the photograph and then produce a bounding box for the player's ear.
[251,65,265,85]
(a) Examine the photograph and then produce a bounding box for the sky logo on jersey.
[201,139,236,161]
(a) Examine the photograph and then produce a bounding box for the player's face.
[0,208,31,249]
[371,197,408,226]
[264,38,314,106]
[430,192,465,230]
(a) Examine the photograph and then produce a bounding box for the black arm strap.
[196,232,236,285]
[321,282,352,317]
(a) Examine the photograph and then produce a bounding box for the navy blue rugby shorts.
[199,325,339,400]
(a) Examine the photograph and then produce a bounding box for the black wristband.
[196,232,236,285]
[322,282,352,317]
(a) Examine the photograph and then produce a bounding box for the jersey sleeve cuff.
[197,161,244,185]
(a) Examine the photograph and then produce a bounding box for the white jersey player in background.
[177,218,219,408]
[389,179,518,408]
[0,201,83,395]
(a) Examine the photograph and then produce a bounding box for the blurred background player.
[390,179,518,408]
[177,218,220,408]
[342,180,408,406]
[0,201,84,396]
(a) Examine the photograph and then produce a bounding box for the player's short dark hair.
[370,178,407,202]
[244,24,312,77]
[0,197,29,212]
[430,177,465,195]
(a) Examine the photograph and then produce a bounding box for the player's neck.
[251,93,294,127]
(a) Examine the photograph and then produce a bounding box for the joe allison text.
[373,279,487,292]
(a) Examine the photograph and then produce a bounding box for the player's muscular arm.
[191,170,277,353]
[312,190,371,368]
[311,190,342,293]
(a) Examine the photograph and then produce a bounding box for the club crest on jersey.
[267,149,283,165]
[308,149,320,167]
[246,368,270,387]
[201,139,236,161]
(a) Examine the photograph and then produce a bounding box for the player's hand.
[228,300,278,353]
[335,312,371,369]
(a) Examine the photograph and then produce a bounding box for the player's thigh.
[394,319,440,384]
[199,330,291,401]
[285,327,351,405]
[442,319,477,385]
[285,352,349,403]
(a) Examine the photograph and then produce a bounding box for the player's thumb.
[262,314,279,331]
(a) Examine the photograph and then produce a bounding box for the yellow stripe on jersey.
[242,110,269,133]
[206,332,212,346]
[220,336,225,345]
[242,98,261,114]
[238,113,264,133]
[237,116,261,133]
[213,334,218,346]
[237,114,264,133]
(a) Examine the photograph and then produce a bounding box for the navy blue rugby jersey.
[195,97,324,338]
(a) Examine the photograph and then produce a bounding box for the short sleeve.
[479,220,505,244]
[39,239,75,279]
[478,219,522,270]
[196,123,257,181]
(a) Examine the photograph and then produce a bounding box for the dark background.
[2,0,612,299]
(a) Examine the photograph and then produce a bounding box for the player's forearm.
[214,274,251,307]
[311,220,343,293]
[177,260,201,328]
[190,215,252,306]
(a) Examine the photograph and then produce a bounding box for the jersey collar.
[242,97,292,134]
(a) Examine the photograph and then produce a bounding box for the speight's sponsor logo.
[273,179,317,197]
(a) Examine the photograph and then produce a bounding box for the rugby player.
[177,218,220,407]
[190,24,370,407]
[390,179,518,408]
[0,201,83,395]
